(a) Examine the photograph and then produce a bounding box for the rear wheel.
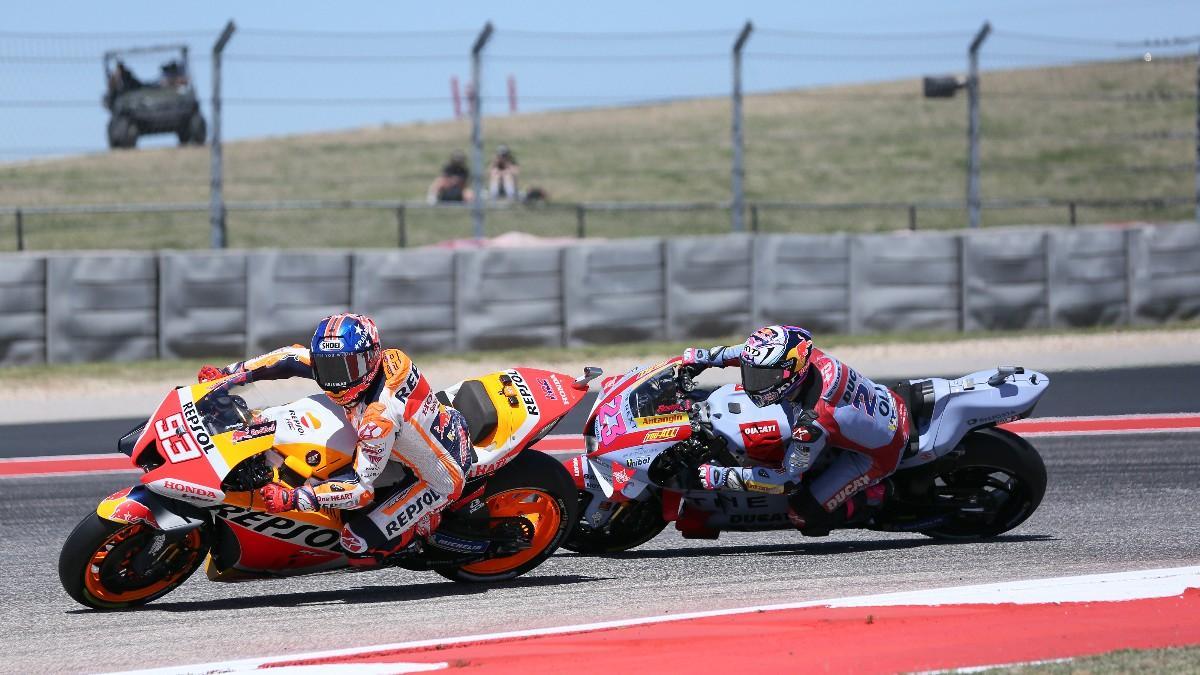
[107,115,138,149]
[59,513,209,610]
[917,428,1047,540]
[436,451,578,583]
[178,111,206,145]
[562,492,667,554]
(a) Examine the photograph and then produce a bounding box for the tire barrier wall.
[0,222,1196,365]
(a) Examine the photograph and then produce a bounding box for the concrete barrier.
[2,222,1196,364]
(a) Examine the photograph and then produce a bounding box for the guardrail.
[2,196,1194,251]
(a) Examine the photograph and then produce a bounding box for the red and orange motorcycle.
[58,365,601,610]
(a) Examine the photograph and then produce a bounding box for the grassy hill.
[0,57,1194,250]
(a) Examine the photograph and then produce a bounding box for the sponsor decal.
[740,420,785,462]
[109,497,159,528]
[433,408,452,436]
[624,453,653,468]
[300,413,321,430]
[383,487,443,537]
[570,456,584,477]
[286,410,309,435]
[359,441,386,464]
[319,338,344,351]
[394,366,422,404]
[508,372,540,416]
[420,393,438,417]
[212,504,342,549]
[792,424,818,443]
[429,531,489,554]
[728,512,790,525]
[967,411,1021,426]
[358,421,386,441]
[305,450,321,467]
[643,427,680,443]
[538,378,558,401]
[233,420,277,443]
[549,374,569,402]
[155,402,217,463]
[634,413,689,427]
[825,475,872,511]
[611,461,634,493]
[341,530,367,554]
[153,478,221,503]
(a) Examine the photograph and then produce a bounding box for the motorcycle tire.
[561,493,668,554]
[59,512,209,610]
[918,427,1047,540]
[436,450,579,583]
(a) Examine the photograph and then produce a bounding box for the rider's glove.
[197,365,225,383]
[260,483,296,512]
[260,484,317,513]
[697,464,745,491]
[681,346,727,368]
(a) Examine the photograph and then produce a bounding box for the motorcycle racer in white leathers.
[198,313,472,557]
[682,325,909,534]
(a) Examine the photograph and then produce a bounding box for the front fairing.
[132,380,276,506]
[583,358,694,500]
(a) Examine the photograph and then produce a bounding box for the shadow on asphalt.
[68,573,608,614]
[561,534,1055,560]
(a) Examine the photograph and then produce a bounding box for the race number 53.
[155,413,202,463]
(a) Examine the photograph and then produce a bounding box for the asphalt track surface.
[0,364,1198,673]
[0,431,1197,673]
[3,365,1199,459]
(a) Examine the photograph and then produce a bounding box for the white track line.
[108,565,1200,675]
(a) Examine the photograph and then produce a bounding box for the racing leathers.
[215,345,473,554]
[689,343,908,530]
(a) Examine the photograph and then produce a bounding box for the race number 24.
[155,413,202,463]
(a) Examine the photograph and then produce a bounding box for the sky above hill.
[2,0,1197,161]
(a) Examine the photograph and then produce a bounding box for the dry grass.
[0,57,1194,249]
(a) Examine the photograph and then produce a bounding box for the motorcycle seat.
[894,379,935,457]
[437,379,498,447]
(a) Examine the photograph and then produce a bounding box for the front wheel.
[917,428,1047,540]
[59,512,209,610]
[436,450,579,583]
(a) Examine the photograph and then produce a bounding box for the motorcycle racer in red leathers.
[198,313,473,558]
[682,325,909,535]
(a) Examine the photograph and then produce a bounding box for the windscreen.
[195,382,266,436]
[627,367,683,419]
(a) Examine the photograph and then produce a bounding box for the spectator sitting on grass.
[488,144,520,201]
[427,150,473,204]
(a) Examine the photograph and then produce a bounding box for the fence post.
[396,206,407,248]
[750,204,759,233]
[470,22,494,240]
[1194,44,1199,223]
[575,204,586,238]
[209,20,236,249]
[730,21,754,233]
[965,22,991,229]
[907,204,917,231]
[14,209,24,251]
[1068,201,1077,226]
